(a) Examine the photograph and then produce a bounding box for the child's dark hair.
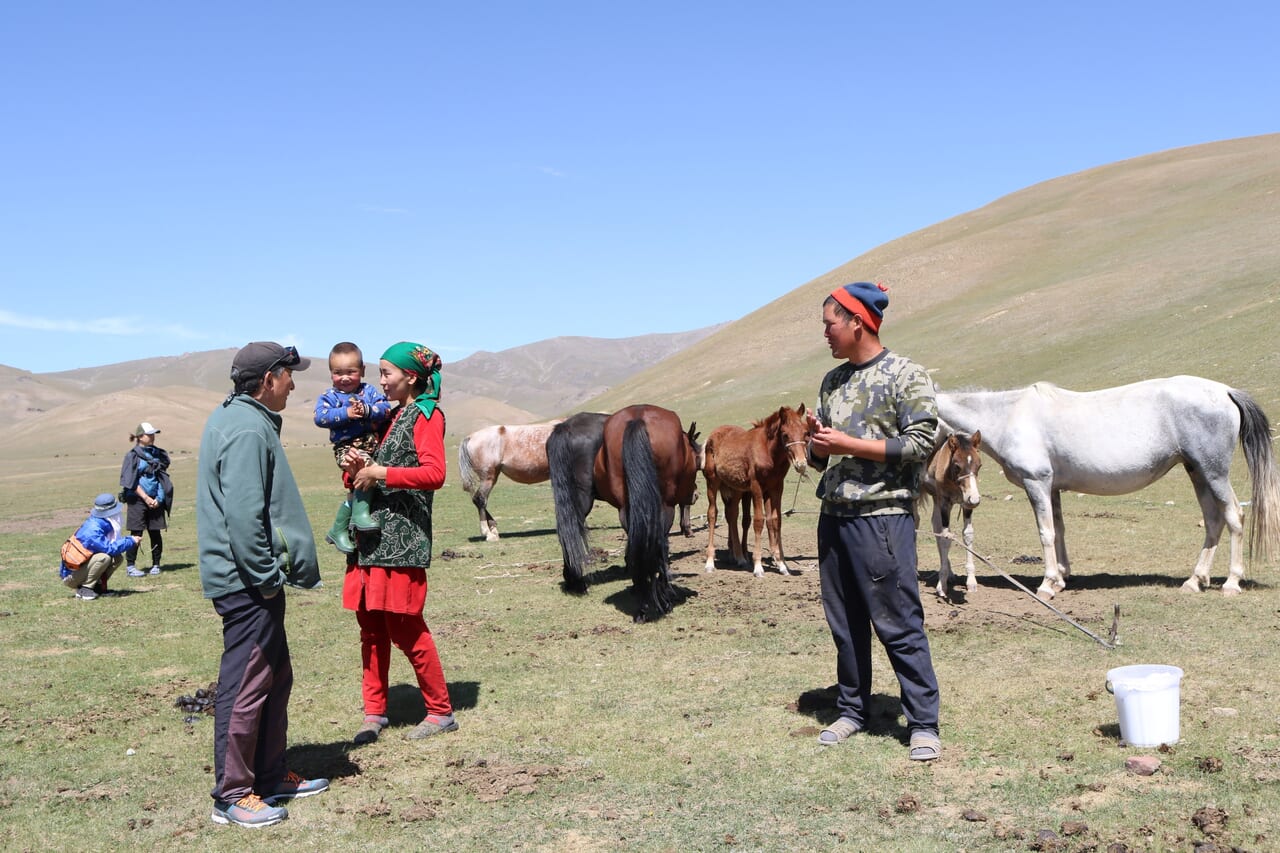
[330,341,363,363]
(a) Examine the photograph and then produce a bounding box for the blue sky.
[3,2,1275,374]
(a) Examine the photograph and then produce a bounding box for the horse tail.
[622,418,672,621]
[458,436,480,497]
[547,425,591,594]
[1230,388,1280,561]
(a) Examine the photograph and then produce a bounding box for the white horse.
[937,376,1280,599]
[458,420,563,541]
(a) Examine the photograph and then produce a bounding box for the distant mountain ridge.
[0,327,724,463]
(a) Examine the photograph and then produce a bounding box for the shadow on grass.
[951,570,1273,595]
[795,685,911,743]
[464,527,558,542]
[385,680,481,723]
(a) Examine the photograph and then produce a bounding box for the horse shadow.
[926,568,1272,604]
[601,581,697,621]
[465,528,558,543]
[795,685,909,742]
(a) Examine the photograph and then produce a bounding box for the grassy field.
[3,435,1279,852]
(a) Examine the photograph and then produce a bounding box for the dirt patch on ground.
[2,507,86,535]
[666,520,1124,641]
[446,756,563,802]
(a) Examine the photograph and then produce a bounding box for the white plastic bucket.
[1106,664,1183,747]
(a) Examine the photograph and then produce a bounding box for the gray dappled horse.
[457,420,563,541]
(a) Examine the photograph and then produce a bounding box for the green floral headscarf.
[381,341,442,419]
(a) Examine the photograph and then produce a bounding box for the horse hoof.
[752,567,764,578]
[966,582,978,593]
[1035,586,1056,601]
[777,565,793,576]
[1180,579,1202,593]
[1222,584,1243,597]
[704,561,715,574]
[485,533,500,542]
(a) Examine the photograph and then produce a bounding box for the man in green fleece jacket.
[196,341,326,828]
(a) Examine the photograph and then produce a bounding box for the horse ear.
[797,402,806,415]
[971,429,981,448]
[947,434,960,450]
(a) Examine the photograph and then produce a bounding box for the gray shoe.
[353,716,388,745]
[149,565,161,575]
[405,714,458,740]
[74,586,99,601]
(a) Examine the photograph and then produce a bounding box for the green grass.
[3,439,1280,851]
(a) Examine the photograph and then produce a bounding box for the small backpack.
[60,535,94,569]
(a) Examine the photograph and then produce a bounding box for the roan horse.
[549,405,699,622]
[938,376,1280,599]
[917,431,983,601]
[701,404,810,577]
[458,420,563,541]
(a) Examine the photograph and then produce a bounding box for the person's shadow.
[284,680,480,778]
[795,685,910,743]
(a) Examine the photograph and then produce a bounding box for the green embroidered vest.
[356,405,436,567]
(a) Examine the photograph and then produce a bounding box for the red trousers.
[354,601,452,718]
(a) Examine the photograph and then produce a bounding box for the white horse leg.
[1222,496,1246,595]
[1023,483,1062,599]
[933,500,953,601]
[750,489,766,578]
[961,506,978,593]
[1051,490,1070,584]
[473,482,500,541]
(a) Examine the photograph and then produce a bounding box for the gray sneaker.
[75,586,99,601]
[149,565,161,575]
[211,794,288,828]
[126,565,145,578]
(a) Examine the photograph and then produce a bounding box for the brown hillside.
[589,133,1280,429]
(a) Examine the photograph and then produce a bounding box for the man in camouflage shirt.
[805,281,942,761]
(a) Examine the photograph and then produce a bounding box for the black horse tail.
[548,424,592,594]
[1230,388,1280,561]
[622,418,673,622]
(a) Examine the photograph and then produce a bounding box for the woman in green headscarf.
[342,342,458,744]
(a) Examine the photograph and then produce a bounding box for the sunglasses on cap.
[267,345,302,372]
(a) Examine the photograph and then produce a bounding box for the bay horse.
[701,404,810,577]
[458,420,562,541]
[938,376,1280,599]
[549,405,699,622]
[917,431,983,601]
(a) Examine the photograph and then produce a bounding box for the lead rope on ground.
[925,530,1118,650]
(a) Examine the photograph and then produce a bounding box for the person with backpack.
[59,493,140,600]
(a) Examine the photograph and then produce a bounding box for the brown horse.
[918,430,983,601]
[458,420,562,541]
[702,404,811,577]
[553,404,698,621]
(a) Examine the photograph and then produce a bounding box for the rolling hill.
[587,133,1280,430]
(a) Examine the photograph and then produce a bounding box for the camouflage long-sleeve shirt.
[811,348,938,517]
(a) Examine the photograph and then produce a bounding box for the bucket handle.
[1105,680,1114,695]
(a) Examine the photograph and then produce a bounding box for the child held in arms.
[315,342,392,553]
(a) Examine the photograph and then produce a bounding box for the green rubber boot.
[350,490,381,532]
[324,501,355,553]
